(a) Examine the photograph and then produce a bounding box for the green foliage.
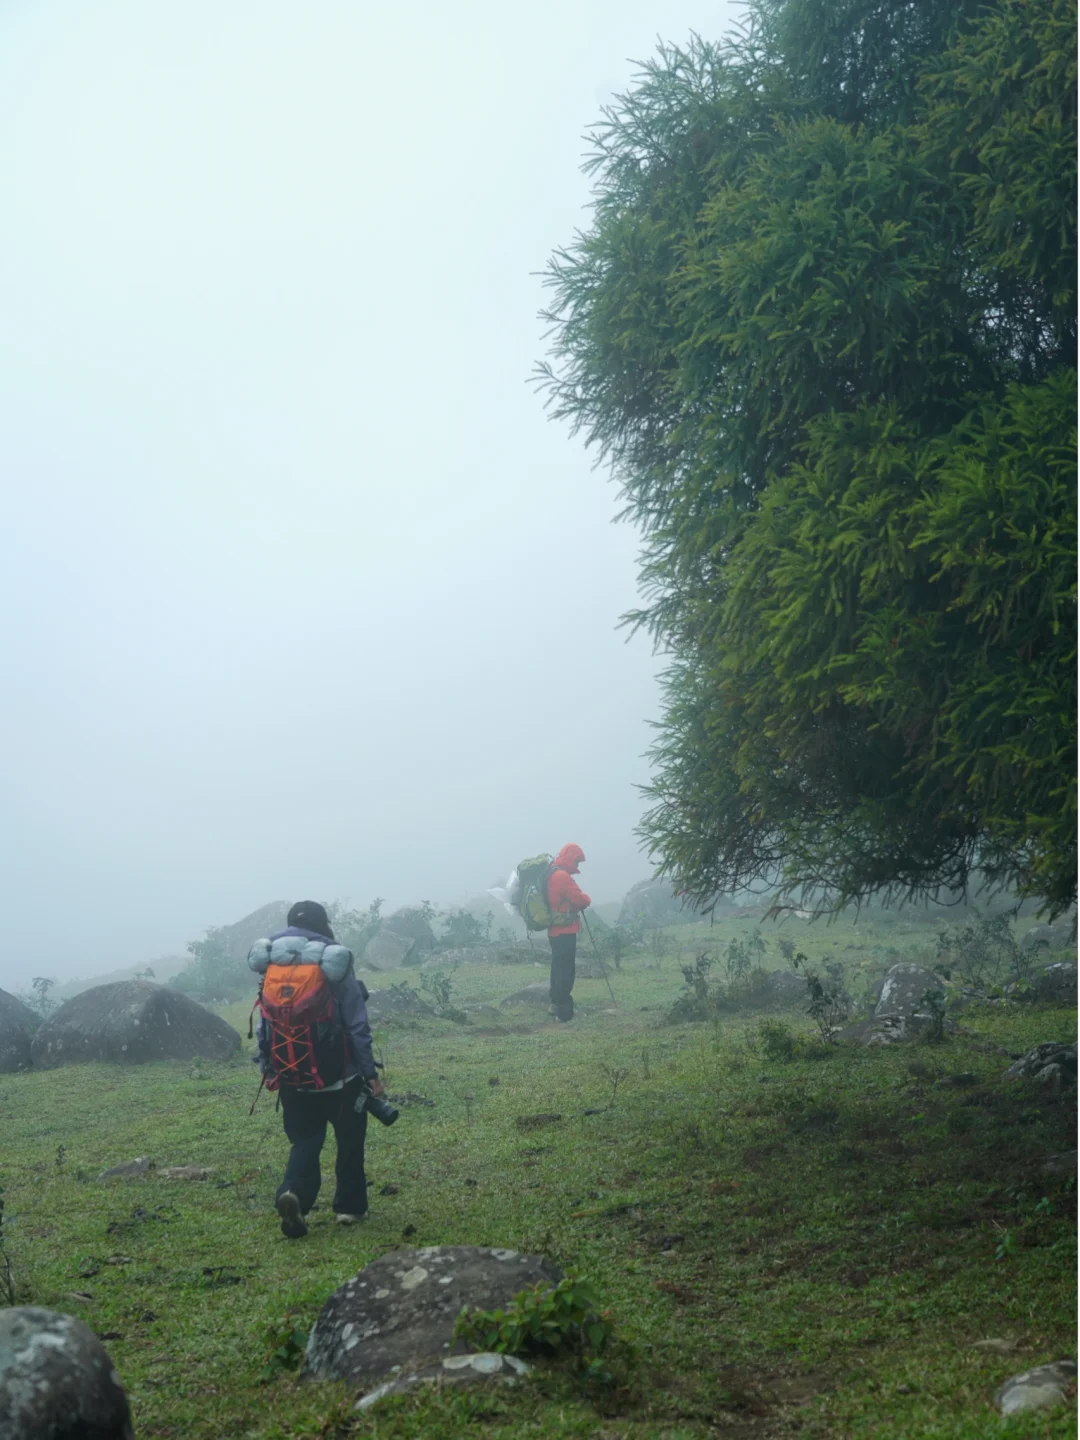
[920,988,948,1043]
[326,897,384,956]
[0,1185,15,1306]
[23,976,57,1018]
[259,1315,308,1384]
[172,927,242,1001]
[539,0,1076,917]
[757,1017,799,1063]
[439,908,493,949]
[418,966,468,1023]
[935,910,1028,991]
[791,952,851,1043]
[669,953,716,1021]
[452,1275,615,1361]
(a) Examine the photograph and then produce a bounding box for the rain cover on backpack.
[257,963,347,1090]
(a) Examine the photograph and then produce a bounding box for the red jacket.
[547,844,590,937]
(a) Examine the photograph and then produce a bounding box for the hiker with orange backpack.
[247,900,387,1239]
[546,844,591,1022]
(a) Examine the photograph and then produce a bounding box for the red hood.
[553,843,585,874]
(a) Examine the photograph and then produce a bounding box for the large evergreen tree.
[539,0,1076,914]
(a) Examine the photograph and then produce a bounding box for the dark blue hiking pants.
[275,1076,369,1216]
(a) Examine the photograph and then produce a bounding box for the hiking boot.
[276,1191,308,1239]
[555,1006,574,1023]
[335,1212,369,1226]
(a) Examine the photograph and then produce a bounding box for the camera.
[357,1082,399,1127]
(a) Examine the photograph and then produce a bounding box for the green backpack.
[516,854,565,931]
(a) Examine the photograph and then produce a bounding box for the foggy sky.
[1,0,731,988]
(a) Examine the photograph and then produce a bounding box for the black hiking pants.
[276,1076,369,1216]
[549,932,577,1018]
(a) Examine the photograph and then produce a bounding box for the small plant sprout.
[599,1064,630,1108]
[54,1144,66,1177]
[260,1314,309,1384]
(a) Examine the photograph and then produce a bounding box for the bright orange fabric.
[547,843,591,936]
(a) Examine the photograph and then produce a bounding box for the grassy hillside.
[1,909,1075,1438]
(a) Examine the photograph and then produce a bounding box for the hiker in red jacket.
[547,843,590,1022]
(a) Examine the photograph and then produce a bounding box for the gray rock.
[574,960,611,980]
[355,1351,530,1411]
[499,984,552,1009]
[1033,962,1078,1002]
[99,1157,155,1179]
[836,1013,956,1047]
[0,1306,134,1440]
[996,1359,1076,1417]
[1003,1042,1077,1085]
[874,963,947,1021]
[364,987,433,1022]
[383,908,437,953]
[30,981,241,1068]
[360,930,417,971]
[760,970,808,1006]
[305,1245,561,1388]
[425,947,497,967]
[0,988,38,1074]
[1021,923,1076,954]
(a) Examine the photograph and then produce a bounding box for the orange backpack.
[255,963,348,1090]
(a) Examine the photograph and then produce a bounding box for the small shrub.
[935,911,1027,992]
[754,1018,833,1063]
[920,988,947,1042]
[453,1274,614,1361]
[439,908,492,949]
[419,966,467,1023]
[758,1018,798,1063]
[260,1314,308,1384]
[667,954,715,1021]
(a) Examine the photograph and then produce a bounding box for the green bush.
[452,1274,614,1360]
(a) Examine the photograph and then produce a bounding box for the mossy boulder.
[30,981,240,1068]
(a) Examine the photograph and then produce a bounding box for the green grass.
[1,911,1075,1438]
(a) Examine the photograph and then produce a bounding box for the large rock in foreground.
[0,1306,133,1440]
[31,981,241,1068]
[0,987,38,1073]
[305,1245,561,1388]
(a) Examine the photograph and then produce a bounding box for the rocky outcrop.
[216,901,290,965]
[0,1306,133,1440]
[31,981,241,1068]
[0,988,38,1074]
[1003,1042,1076,1092]
[305,1245,561,1390]
[1021,922,1076,954]
[1033,962,1078,1002]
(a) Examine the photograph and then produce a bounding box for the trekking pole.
[581,912,618,1008]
